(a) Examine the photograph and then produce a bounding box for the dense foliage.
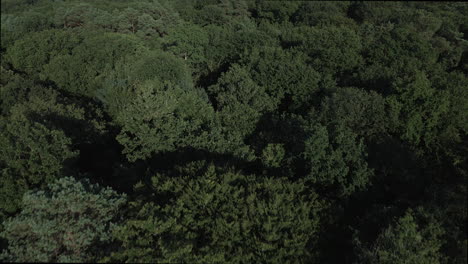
[1,1,466,263]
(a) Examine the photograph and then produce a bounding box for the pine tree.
[108,164,323,263]
[1,177,126,263]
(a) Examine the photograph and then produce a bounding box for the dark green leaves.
[110,164,322,263]
[1,2,466,263]
[115,80,217,161]
[356,209,445,264]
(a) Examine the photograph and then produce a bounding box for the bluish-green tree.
[1,176,126,263]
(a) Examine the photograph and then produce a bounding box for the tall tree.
[108,163,322,263]
[1,176,126,262]
[115,80,218,162]
[356,209,446,264]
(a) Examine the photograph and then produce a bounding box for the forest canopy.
[0,1,467,263]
